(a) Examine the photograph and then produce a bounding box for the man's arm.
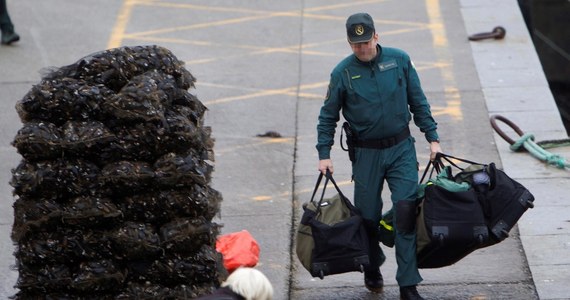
[404,55,439,144]
[316,73,344,173]
[404,54,443,159]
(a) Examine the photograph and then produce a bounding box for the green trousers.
[0,0,14,33]
[352,136,422,287]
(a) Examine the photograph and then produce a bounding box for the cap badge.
[355,25,364,36]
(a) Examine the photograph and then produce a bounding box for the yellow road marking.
[426,0,463,121]
[197,82,325,100]
[107,0,462,119]
[107,0,138,49]
[204,82,329,106]
[253,196,273,201]
[250,179,353,201]
[127,13,287,38]
[304,0,388,12]
[137,1,272,14]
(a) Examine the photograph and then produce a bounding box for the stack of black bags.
[10,45,226,299]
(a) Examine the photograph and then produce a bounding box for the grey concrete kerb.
[461,1,570,299]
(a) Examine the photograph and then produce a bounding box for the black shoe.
[400,285,424,300]
[364,269,384,293]
[1,31,20,45]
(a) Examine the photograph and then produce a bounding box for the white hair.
[221,267,274,300]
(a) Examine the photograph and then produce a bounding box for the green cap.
[346,13,375,43]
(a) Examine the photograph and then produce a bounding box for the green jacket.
[316,45,439,159]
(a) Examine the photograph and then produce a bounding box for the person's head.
[346,13,379,62]
[221,267,274,300]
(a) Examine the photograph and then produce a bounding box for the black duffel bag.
[296,171,370,279]
[436,153,535,243]
[379,153,535,268]
[415,156,489,268]
[415,153,534,268]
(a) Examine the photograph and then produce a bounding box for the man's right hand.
[318,159,334,175]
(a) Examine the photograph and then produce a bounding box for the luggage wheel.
[500,229,510,238]
[527,200,535,209]
[319,270,324,280]
[359,264,364,273]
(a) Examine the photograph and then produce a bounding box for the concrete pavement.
[0,0,568,299]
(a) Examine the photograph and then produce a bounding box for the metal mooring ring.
[489,115,524,145]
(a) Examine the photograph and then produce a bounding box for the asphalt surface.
[0,0,569,299]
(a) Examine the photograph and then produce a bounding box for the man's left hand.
[429,141,442,161]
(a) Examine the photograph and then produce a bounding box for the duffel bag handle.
[310,170,349,215]
[438,153,483,170]
[420,156,444,183]
[420,153,486,183]
[309,172,327,205]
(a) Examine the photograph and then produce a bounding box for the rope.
[537,138,570,149]
[490,115,570,170]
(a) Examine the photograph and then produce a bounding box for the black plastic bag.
[12,121,63,161]
[111,222,163,260]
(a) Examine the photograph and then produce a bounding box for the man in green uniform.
[316,13,442,300]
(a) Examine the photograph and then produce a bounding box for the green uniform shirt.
[316,45,439,159]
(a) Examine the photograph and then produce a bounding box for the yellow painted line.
[137,1,273,15]
[123,28,429,65]
[199,81,324,94]
[304,0,388,12]
[299,13,432,28]
[250,179,353,201]
[107,0,458,120]
[127,13,292,38]
[426,0,463,121]
[197,82,263,92]
[125,32,334,55]
[205,87,296,105]
[107,0,138,49]
[294,82,329,90]
[122,35,215,46]
[197,81,325,100]
[117,35,339,67]
[415,61,451,70]
[253,196,273,201]
[113,0,431,65]
[126,35,293,52]
[204,82,329,106]
[297,92,324,99]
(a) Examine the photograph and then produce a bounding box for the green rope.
[510,133,569,169]
[537,138,570,149]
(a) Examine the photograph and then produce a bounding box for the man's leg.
[352,148,386,292]
[386,137,423,287]
[0,0,14,33]
[0,0,19,45]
